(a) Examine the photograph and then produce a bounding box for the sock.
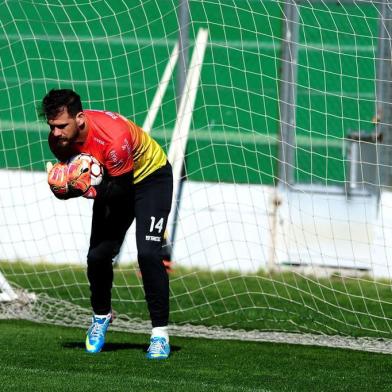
[95,312,111,319]
[151,326,169,342]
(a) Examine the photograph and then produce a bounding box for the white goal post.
[0,272,17,302]
[166,27,209,244]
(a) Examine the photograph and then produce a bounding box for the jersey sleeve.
[103,129,134,177]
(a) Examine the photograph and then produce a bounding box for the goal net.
[1,0,392,353]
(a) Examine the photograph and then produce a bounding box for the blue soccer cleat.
[146,336,171,360]
[85,313,112,353]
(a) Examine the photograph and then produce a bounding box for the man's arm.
[48,157,133,201]
[66,159,134,201]
[94,171,134,203]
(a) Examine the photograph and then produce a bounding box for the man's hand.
[47,162,69,199]
[67,158,97,199]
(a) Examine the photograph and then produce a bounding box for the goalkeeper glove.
[47,162,69,200]
[67,158,97,199]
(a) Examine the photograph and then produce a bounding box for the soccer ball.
[67,153,103,186]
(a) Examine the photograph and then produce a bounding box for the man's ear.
[75,111,85,127]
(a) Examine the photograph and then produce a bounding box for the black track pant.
[86,162,173,327]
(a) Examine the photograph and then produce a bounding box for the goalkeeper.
[42,89,173,360]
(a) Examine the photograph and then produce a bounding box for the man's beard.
[54,136,76,161]
[57,132,78,148]
[57,137,71,148]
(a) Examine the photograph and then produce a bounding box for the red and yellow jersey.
[50,110,167,184]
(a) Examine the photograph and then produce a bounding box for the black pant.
[86,162,173,327]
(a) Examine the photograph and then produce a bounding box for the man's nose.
[52,128,62,137]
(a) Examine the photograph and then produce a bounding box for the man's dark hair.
[41,89,83,119]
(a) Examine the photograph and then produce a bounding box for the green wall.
[0,1,379,185]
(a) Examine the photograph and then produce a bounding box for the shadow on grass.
[62,341,181,353]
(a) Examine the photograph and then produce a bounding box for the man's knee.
[87,241,121,265]
[138,245,161,263]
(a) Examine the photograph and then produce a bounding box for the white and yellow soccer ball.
[67,153,104,186]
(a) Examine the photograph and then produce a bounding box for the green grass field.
[1,319,392,392]
[2,261,392,339]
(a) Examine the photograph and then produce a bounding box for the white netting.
[1,0,392,352]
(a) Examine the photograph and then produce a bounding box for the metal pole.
[268,1,299,271]
[349,142,359,191]
[164,0,190,261]
[277,0,299,187]
[375,1,392,187]
[177,0,189,110]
